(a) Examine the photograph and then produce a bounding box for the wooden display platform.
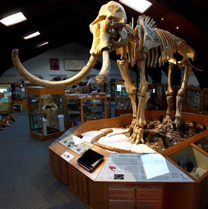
[49,111,208,209]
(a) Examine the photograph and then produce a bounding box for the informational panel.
[97,153,194,182]
[64,60,85,71]
[59,134,93,155]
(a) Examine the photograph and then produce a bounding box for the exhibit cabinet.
[65,93,111,129]
[12,83,28,112]
[0,84,14,127]
[27,86,66,140]
[0,84,13,114]
[49,112,208,209]
[182,86,201,114]
[201,88,208,115]
[148,84,168,110]
[114,81,132,117]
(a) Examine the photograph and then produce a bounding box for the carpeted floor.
[0,111,88,209]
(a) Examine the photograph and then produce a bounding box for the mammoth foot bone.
[163,114,173,124]
[127,118,136,135]
[174,117,181,128]
[127,125,145,144]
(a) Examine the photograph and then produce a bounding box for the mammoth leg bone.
[174,62,192,126]
[129,53,149,144]
[164,62,174,123]
[117,59,137,135]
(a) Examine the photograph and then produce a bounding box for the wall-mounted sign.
[64,60,85,71]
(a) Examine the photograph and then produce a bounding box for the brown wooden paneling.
[109,200,135,209]
[164,183,195,209]
[88,180,108,209]
[77,172,88,203]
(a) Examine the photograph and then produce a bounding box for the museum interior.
[0,0,208,209]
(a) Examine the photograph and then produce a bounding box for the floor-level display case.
[27,86,65,140]
[49,111,208,209]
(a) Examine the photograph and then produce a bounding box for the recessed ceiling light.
[176,26,179,30]
[24,31,40,40]
[37,42,49,48]
[0,12,27,26]
[119,0,152,13]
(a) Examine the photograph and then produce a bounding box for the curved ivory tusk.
[12,49,98,88]
[96,49,110,84]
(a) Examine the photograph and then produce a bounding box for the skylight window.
[119,0,152,13]
[24,31,40,40]
[0,12,27,26]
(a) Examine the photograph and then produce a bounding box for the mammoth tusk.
[12,49,98,88]
[96,49,110,84]
[96,27,128,84]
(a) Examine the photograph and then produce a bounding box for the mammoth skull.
[90,1,128,83]
[12,1,128,88]
[41,94,58,127]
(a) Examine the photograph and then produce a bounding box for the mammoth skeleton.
[12,1,200,144]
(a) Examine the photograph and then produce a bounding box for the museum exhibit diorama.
[8,0,208,209]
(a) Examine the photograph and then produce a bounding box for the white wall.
[181,71,199,86]
[161,69,199,87]
[0,43,137,84]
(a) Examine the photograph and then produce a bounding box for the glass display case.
[165,135,208,209]
[12,83,28,112]
[27,86,65,140]
[202,88,208,115]
[114,82,132,117]
[12,83,26,100]
[81,94,107,123]
[182,86,201,114]
[65,95,81,128]
[0,84,13,128]
[65,93,110,129]
[0,84,13,115]
[148,84,167,110]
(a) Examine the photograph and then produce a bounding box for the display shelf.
[201,88,208,115]
[49,112,208,209]
[12,83,27,101]
[166,144,208,209]
[65,93,111,129]
[0,84,13,114]
[182,86,201,114]
[27,86,66,140]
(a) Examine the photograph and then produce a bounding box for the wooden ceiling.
[0,0,208,88]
